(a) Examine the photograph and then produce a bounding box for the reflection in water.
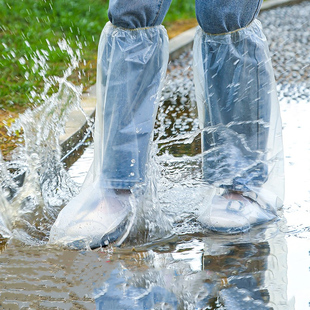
[93,230,288,309]
[0,232,290,309]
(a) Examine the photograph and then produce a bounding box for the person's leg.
[95,0,172,189]
[196,0,263,35]
[50,0,172,248]
[194,0,284,232]
[108,0,172,29]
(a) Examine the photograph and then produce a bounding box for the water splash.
[0,160,12,239]
[0,38,84,244]
[0,4,310,308]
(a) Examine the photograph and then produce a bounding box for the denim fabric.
[94,24,169,189]
[108,0,172,29]
[108,0,263,34]
[195,0,263,34]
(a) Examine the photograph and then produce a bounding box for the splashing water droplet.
[0,36,85,243]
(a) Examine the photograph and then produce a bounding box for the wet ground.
[1,2,310,310]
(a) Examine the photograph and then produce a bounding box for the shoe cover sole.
[64,216,130,250]
[206,213,276,234]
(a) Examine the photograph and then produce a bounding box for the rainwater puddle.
[1,60,310,310]
[1,66,310,310]
[71,89,310,310]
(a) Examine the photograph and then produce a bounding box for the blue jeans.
[108,0,263,34]
[96,0,270,190]
[94,24,169,189]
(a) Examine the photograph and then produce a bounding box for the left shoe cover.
[88,22,169,190]
[49,22,169,249]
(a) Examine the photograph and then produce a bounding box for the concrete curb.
[59,0,308,158]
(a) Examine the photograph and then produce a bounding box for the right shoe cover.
[198,194,276,234]
[49,181,133,249]
[49,23,169,248]
[86,22,169,190]
[193,20,285,216]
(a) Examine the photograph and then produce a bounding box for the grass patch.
[0,0,196,113]
[0,0,196,156]
[165,1,196,23]
[0,0,110,113]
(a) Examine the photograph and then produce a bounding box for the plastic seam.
[152,0,165,27]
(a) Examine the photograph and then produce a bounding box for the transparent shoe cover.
[85,22,169,190]
[49,23,169,248]
[49,184,133,249]
[193,20,284,228]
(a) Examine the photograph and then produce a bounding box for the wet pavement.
[1,2,310,309]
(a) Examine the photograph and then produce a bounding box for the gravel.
[260,1,310,87]
[163,1,310,105]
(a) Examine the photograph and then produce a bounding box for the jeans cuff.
[199,18,259,37]
[108,21,166,32]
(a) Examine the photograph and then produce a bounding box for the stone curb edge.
[59,0,308,158]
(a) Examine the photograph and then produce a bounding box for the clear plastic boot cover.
[193,20,284,230]
[89,22,169,189]
[50,23,169,248]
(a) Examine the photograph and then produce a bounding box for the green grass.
[165,1,196,23]
[0,0,109,112]
[0,0,195,113]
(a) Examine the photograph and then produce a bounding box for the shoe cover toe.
[198,194,276,233]
[49,183,131,248]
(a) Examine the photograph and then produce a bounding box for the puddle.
[65,77,310,310]
[1,54,310,310]
[1,68,310,310]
